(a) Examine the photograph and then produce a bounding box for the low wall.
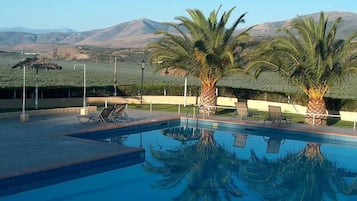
[0,106,97,119]
[1,96,356,122]
[0,98,84,109]
[247,100,357,122]
[86,96,199,105]
[87,96,237,106]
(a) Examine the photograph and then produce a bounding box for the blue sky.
[2,0,356,31]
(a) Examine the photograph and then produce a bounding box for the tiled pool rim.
[184,117,357,146]
[1,116,357,197]
[0,150,144,197]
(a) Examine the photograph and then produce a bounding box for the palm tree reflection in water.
[145,128,245,201]
[161,127,201,145]
[241,142,357,201]
[145,128,357,200]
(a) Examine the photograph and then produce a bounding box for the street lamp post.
[140,60,145,105]
[74,64,87,115]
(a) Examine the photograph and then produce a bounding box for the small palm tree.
[247,12,357,125]
[146,5,253,114]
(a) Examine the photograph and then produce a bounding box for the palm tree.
[241,142,357,201]
[144,128,246,200]
[247,12,357,125]
[146,6,253,114]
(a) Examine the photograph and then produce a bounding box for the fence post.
[354,115,356,130]
[312,113,315,126]
[178,104,181,114]
[150,101,152,112]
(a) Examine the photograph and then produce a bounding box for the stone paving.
[0,109,179,196]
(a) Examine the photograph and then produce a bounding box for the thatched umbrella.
[160,67,188,77]
[12,57,62,110]
[161,127,201,144]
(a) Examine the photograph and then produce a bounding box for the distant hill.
[0,27,75,34]
[0,11,356,50]
[75,18,173,48]
[248,11,357,39]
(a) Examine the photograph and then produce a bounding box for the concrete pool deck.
[0,109,356,196]
[0,109,180,196]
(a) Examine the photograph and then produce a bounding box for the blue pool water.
[2,122,357,201]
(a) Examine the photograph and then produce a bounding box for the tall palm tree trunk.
[199,83,217,115]
[304,142,322,158]
[200,129,215,146]
[305,98,327,126]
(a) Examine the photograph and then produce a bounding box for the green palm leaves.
[242,143,357,201]
[247,12,357,125]
[144,129,244,200]
[147,6,253,114]
[144,131,357,200]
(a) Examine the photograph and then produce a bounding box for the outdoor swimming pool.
[2,120,357,201]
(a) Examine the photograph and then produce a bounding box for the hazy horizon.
[2,0,356,31]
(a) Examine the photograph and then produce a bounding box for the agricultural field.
[0,56,357,100]
[0,57,188,87]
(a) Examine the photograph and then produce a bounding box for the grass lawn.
[129,104,355,129]
[1,103,355,129]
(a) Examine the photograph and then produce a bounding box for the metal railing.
[307,112,357,130]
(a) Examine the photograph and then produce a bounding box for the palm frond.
[247,11,357,98]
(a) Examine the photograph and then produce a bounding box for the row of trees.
[146,5,357,126]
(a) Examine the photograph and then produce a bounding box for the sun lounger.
[110,104,131,123]
[78,106,115,124]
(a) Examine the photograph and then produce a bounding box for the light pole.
[74,64,87,115]
[140,60,145,105]
[35,68,39,110]
[184,76,187,107]
[113,56,118,96]
[20,66,29,122]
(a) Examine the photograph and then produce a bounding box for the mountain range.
[0,11,356,50]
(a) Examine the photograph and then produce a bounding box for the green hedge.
[2,84,357,111]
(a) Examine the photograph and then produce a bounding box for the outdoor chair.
[110,104,131,123]
[233,133,248,148]
[264,137,284,153]
[232,102,255,120]
[263,105,289,125]
[78,106,115,124]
